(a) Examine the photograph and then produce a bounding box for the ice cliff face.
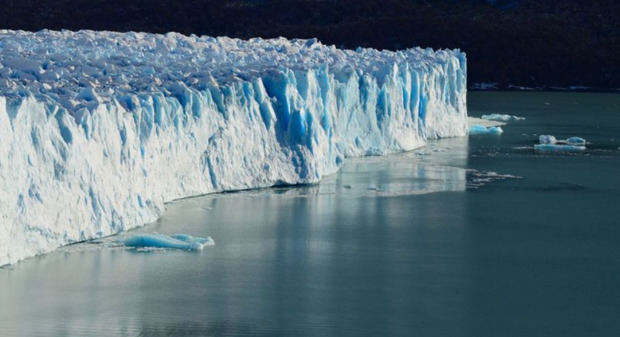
[0,30,467,266]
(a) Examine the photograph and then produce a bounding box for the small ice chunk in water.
[567,137,586,146]
[536,135,586,152]
[481,114,525,122]
[539,135,557,144]
[124,233,214,250]
[470,125,503,135]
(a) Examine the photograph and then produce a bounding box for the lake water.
[1,92,619,337]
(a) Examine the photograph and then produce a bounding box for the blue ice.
[536,135,586,151]
[566,137,586,146]
[534,144,585,152]
[123,233,214,250]
[470,125,503,135]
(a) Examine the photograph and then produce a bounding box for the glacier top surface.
[0,30,462,114]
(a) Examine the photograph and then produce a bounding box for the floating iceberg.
[535,135,586,152]
[566,137,586,146]
[0,30,467,265]
[469,125,503,135]
[480,114,525,122]
[124,233,214,250]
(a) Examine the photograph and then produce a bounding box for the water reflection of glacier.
[0,136,516,336]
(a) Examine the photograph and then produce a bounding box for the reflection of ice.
[466,170,522,190]
[534,144,585,152]
[202,161,468,198]
[326,159,467,197]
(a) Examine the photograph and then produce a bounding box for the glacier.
[0,30,467,266]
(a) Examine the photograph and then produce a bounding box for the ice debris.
[469,125,503,135]
[566,137,586,146]
[124,233,214,251]
[538,135,557,144]
[535,135,586,152]
[480,114,525,122]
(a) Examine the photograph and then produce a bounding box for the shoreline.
[469,86,620,94]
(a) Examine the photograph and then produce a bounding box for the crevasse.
[0,30,467,266]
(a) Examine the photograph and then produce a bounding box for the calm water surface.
[1,92,619,336]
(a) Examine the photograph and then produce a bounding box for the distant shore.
[469,84,620,93]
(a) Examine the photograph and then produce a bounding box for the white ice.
[539,135,558,144]
[481,113,525,122]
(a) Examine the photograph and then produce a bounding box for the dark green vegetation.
[2,0,619,89]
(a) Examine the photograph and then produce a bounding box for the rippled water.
[1,92,619,337]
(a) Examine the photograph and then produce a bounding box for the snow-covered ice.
[481,113,525,122]
[0,30,467,265]
[469,125,503,135]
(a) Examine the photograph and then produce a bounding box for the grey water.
[1,92,620,337]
